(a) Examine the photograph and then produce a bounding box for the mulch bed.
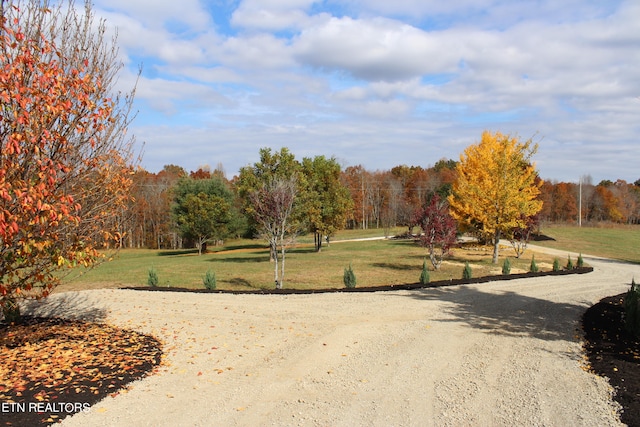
[0,317,162,426]
[124,267,595,294]
[583,293,640,427]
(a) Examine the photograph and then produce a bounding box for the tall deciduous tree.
[248,176,298,289]
[175,193,230,255]
[0,1,137,320]
[302,156,353,252]
[341,165,371,229]
[172,177,235,255]
[448,131,543,264]
[237,147,301,199]
[237,147,304,260]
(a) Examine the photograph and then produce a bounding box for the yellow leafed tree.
[448,131,543,264]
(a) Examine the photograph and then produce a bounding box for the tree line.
[121,154,455,250]
[539,178,640,224]
[122,153,640,252]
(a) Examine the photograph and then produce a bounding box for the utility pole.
[578,177,582,227]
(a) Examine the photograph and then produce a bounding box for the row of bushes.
[148,267,217,290]
[147,253,587,291]
[502,254,584,276]
[345,253,586,289]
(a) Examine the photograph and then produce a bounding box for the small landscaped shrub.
[147,267,159,287]
[343,264,356,289]
[625,278,640,336]
[552,258,560,272]
[419,258,430,285]
[566,255,574,270]
[462,262,472,280]
[577,253,584,268]
[529,255,539,273]
[203,269,217,290]
[502,258,511,275]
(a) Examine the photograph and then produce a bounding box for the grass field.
[535,224,640,264]
[58,226,567,293]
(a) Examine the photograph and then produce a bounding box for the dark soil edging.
[122,267,594,295]
[583,293,640,427]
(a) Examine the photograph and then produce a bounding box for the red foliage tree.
[0,1,137,320]
[413,195,457,270]
[508,212,540,258]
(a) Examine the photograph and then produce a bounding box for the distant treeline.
[122,161,639,249]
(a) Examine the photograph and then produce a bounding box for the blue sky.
[91,0,639,183]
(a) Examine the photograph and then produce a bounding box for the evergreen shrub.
[148,267,159,287]
[343,264,357,289]
[462,262,472,280]
[625,278,640,336]
[502,258,511,275]
[203,269,217,290]
[566,255,574,270]
[419,258,430,285]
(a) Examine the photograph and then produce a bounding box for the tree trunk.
[492,229,501,264]
[279,243,286,289]
[270,242,276,263]
[273,240,281,289]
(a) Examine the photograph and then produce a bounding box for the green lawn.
[62,224,639,293]
[535,224,640,264]
[59,228,559,293]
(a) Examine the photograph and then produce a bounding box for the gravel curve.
[26,250,638,427]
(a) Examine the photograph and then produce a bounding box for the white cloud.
[342,0,621,27]
[95,0,211,31]
[231,0,318,31]
[293,16,461,81]
[135,77,233,115]
[216,34,296,70]
[96,9,213,67]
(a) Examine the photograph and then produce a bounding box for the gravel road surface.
[27,249,638,426]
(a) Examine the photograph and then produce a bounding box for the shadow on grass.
[217,243,267,252]
[531,233,556,242]
[371,262,417,271]
[208,254,267,263]
[289,247,317,255]
[403,285,586,341]
[226,278,256,289]
[157,249,199,256]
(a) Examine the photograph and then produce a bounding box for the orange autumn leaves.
[0,3,136,313]
[448,131,543,263]
[0,317,162,425]
[0,318,162,400]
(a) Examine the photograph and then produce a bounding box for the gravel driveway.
[27,249,638,426]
